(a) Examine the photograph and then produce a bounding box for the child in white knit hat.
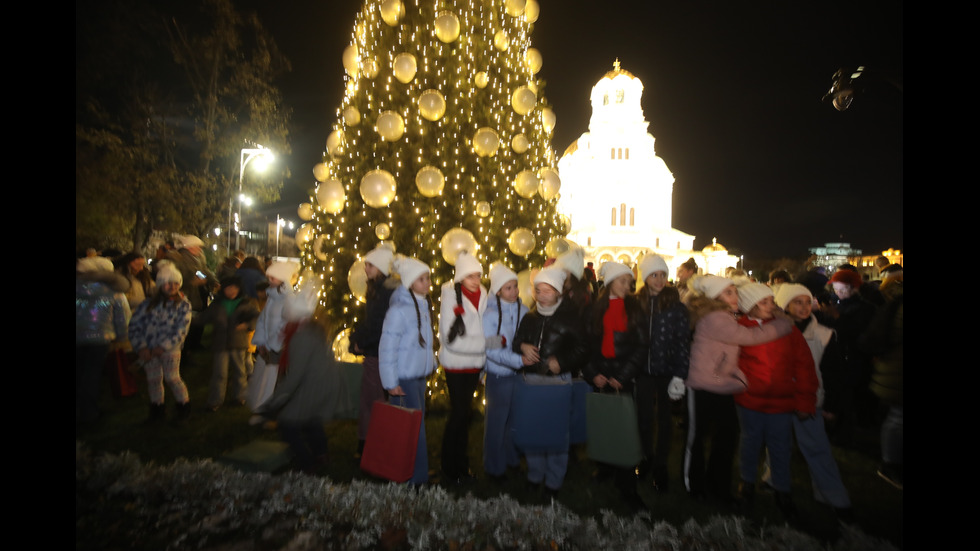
[511,265,589,496]
[377,255,436,486]
[769,283,854,519]
[633,254,691,493]
[584,261,647,510]
[438,250,488,484]
[348,243,398,457]
[731,280,818,520]
[682,274,794,503]
[482,261,527,482]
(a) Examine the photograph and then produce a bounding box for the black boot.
[775,492,798,521]
[174,401,191,425]
[736,481,755,513]
[145,403,166,425]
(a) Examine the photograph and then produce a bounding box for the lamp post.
[227,145,274,254]
[275,214,294,258]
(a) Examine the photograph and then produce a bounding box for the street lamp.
[227,145,274,254]
[276,214,295,257]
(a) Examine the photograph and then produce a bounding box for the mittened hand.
[667,376,687,401]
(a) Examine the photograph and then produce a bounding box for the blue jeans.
[398,377,429,485]
[484,373,520,476]
[736,406,793,493]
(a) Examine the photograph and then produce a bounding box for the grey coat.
[258,322,348,423]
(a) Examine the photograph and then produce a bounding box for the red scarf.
[461,285,480,310]
[601,297,627,358]
[277,321,302,377]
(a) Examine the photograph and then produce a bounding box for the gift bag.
[586,392,643,467]
[335,361,364,420]
[360,399,423,482]
[569,378,591,445]
[510,376,573,453]
[246,356,278,412]
[105,349,138,398]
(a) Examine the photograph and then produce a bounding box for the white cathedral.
[556,61,739,278]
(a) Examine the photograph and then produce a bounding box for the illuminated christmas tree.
[299,0,568,356]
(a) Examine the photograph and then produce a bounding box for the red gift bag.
[360,400,422,482]
[106,349,138,398]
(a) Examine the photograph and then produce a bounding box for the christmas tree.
[299,0,568,355]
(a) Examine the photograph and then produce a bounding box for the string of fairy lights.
[297,0,564,375]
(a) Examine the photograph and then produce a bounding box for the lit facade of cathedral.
[556,61,738,278]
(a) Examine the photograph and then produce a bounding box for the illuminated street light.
[227,145,274,254]
[276,214,295,257]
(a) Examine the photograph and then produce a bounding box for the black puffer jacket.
[512,299,588,377]
[349,276,397,357]
[582,296,646,390]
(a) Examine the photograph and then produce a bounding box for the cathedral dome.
[702,238,728,253]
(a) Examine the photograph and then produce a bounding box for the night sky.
[249,0,903,262]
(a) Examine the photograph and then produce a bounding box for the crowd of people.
[76,238,903,521]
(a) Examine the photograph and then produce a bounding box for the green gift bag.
[585,391,643,467]
[336,361,363,420]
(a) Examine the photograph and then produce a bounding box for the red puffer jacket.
[734,317,819,415]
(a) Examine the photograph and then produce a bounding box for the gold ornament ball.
[326,129,344,156]
[316,179,346,215]
[343,106,361,126]
[418,89,446,121]
[375,223,391,240]
[393,52,417,84]
[342,45,359,77]
[541,107,556,133]
[475,71,489,88]
[476,201,491,217]
[361,58,379,79]
[360,169,397,208]
[494,30,509,51]
[537,167,561,200]
[525,48,542,74]
[524,0,540,23]
[440,227,478,265]
[472,127,500,157]
[508,228,535,257]
[434,11,461,43]
[295,223,313,246]
[415,165,445,197]
[380,0,404,26]
[513,169,538,198]
[348,259,368,303]
[512,133,529,153]
[505,0,527,17]
[375,111,405,141]
[511,86,537,116]
[297,202,314,221]
[313,162,330,182]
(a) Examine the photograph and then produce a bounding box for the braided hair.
[494,294,522,336]
[411,291,433,348]
[447,282,467,343]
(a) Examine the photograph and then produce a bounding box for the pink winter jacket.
[686,310,793,395]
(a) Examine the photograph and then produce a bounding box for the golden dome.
[602,58,637,81]
[702,238,727,253]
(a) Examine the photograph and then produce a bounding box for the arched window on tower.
[629,208,635,226]
[610,148,615,160]
[620,203,627,226]
[625,148,630,160]
[618,148,623,159]
[611,207,617,226]
[603,93,609,105]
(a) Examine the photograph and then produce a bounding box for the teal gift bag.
[585,391,643,467]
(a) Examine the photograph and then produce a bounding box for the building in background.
[556,61,738,279]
